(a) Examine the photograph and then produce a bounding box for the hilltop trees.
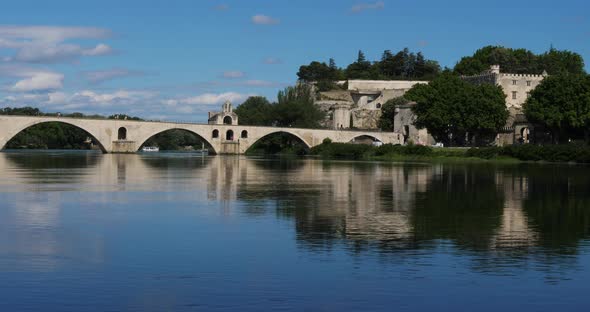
[524,74,590,143]
[405,72,508,146]
[274,84,325,128]
[454,46,586,75]
[234,96,274,126]
[235,84,325,129]
[297,48,440,83]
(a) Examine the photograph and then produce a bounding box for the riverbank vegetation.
[310,141,590,164]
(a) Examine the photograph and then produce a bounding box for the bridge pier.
[112,141,138,153]
[218,141,241,154]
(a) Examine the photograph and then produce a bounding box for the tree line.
[368,46,588,146]
[0,107,143,121]
[297,48,441,90]
[235,84,325,128]
[454,45,586,76]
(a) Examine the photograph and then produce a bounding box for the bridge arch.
[349,134,382,144]
[1,119,107,153]
[137,127,217,154]
[246,130,312,154]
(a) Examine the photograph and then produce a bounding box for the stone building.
[461,65,547,109]
[393,102,435,145]
[314,80,427,130]
[461,65,547,145]
[313,65,546,146]
[208,101,238,125]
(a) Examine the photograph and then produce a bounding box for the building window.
[512,80,517,85]
[223,116,232,125]
[376,103,382,109]
[512,91,517,100]
[226,130,234,141]
[212,129,219,138]
[527,80,531,86]
[241,130,248,139]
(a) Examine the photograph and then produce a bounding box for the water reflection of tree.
[411,165,504,250]
[235,159,590,279]
[522,166,590,253]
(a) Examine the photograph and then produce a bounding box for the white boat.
[141,146,160,152]
[194,143,209,155]
[195,148,209,156]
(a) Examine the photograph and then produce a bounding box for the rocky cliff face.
[351,109,382,130]
[318,91,354,102]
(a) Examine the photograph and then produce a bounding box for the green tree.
[274,84,325,128]
[524,74,590,143]
[378,97,409,131]
[108,114,143,121]
[405,72,508,146]
[346,50,374,79]
[234,96,274,126]
[538,48,586,75]
[454,45,585,75]
[1,106,42,116]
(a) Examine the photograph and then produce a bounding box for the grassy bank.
[310,142,590,164]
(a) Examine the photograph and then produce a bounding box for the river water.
[0,151,589,311]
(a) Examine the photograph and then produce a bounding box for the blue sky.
[0,0,588,122]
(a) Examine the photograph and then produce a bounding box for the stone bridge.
[0,115,403,154]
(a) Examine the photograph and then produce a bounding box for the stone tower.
[222,101,233,113]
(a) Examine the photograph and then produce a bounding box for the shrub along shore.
[310,142,590,164]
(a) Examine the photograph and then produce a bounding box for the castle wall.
[393,104,434,145]
[333,105,352,129]
[497,73,545,109]
[347,80,427,92]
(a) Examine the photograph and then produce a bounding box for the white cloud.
[242,80,280,87]
[0,26,110,42]
[0,25,113,63]
[68,90,157,107]
[263,57,282,64]
[179,92,250,105]
[11,72,64,92]
[350,1,385,13]
[222,71,245,79]
[418,40,429,47]
[0,65,64,92]
[1,89,159,111]
[252,15,280,25]
[214,4,229,10]
[82,43,113,56]
[82,68,145,84]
